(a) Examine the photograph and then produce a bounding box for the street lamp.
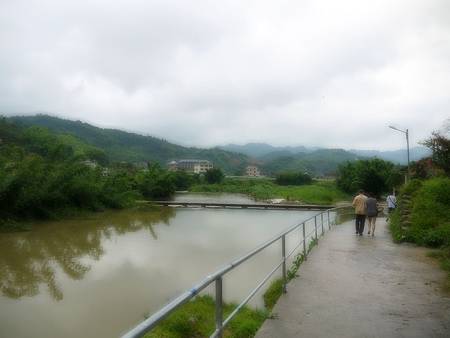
[389,125,410,182]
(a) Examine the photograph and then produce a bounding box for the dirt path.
[256,218,450,338]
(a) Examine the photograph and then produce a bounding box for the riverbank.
[190,179,350,205]
[389,177,450,291]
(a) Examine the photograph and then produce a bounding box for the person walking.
[366,193,378,236]
[386,192,397,221]
[352,190,367,236]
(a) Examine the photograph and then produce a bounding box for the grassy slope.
[389,177,450,290]
[191,179,350,205]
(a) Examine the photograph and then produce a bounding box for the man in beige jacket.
[352,190,367,236]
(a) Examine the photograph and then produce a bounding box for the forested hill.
[260,149,364,176]
[221,142,430,165]
[8,115,249,174]
[6,114,375,176]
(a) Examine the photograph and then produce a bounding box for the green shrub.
[389,211,404,243]
[410,178,450,231]
[336,158,403,196]
[263,279,283,311]
[205,168,225,184]
[275,172,312,186]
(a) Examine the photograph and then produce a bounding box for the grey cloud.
[1,0,449,150]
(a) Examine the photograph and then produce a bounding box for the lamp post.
[389,125,410,182]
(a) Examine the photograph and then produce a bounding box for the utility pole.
[389,125,410,183]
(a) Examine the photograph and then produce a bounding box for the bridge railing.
[121,205,353,338]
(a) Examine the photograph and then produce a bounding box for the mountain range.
[8,115,249,174]
[5,115,431,176]
[219,143,429,165]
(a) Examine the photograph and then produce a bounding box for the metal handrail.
[122,205,351,338]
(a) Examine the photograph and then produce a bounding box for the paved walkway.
[256,218,450,338]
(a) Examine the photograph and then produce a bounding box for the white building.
[246,165,261,177]
[168,160,213,174]
[81,160,98,169]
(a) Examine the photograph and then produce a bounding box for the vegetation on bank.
[0,116,349,230]
[263,237,318,311]
[144,295,267,338]
[275,171,312,186]
[191,178,350,205]
[389,129,450,290]
[389,177,450,289]
[0,119,198,229]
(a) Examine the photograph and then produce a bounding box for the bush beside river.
[0,119,180,230]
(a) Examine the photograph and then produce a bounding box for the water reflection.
[0,197,320,338]
[0,207,175,301]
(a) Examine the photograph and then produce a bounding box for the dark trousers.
[355,214,366,234]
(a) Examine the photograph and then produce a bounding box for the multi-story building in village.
[246,165,261,177]
[168,159,213,174]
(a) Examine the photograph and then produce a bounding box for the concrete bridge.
[151,201,333,210]
[256,218,450,338]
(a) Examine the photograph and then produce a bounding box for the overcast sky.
[1,0,449,150]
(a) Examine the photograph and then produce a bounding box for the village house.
[81,160,98,169]
[168,159,213,174]
[246,165,261,177]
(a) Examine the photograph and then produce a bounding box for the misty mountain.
[220,143,317,158]
[8,115,250,174]
[221,142,430,165]
[260,149,363,176]
[7,115,430,177]
[349,147,431,165]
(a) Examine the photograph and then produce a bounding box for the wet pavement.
[256,218,450,338]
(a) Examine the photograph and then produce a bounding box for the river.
[0,193,321,338]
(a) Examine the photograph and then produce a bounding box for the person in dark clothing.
[366,193,378,236]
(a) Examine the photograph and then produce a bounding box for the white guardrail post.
[302,222,307,260]
[215,277,223,337]
[314,216,318,242]
[282,235,287,293]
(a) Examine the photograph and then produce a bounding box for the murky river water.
[0,193,322,338]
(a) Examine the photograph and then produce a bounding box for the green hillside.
[9,115,249,174]
[7,115,365,176]
[261,149,363,176]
